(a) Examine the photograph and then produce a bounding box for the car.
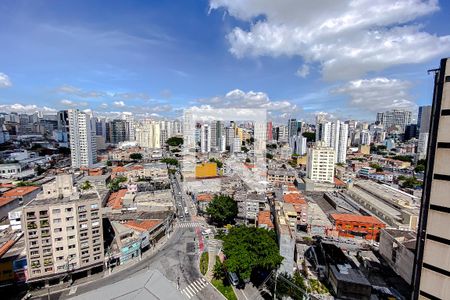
[227,272,239,286]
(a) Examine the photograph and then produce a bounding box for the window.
[92,221,100,227]
[30,250,39,256]
[68,235,75,240]
[52,209,61,214]
[80,223,88,229]
[66,216,74,221]
[56,247,63,251]
[65,207,73,212]
[91,203,98,210]
[66,226,75,231]
[68,244,75,249]
[53,228,62,233]
[53,218,61,223]
[55,237,63,242]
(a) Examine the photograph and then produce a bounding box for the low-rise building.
[0,186,41,220]
[196,193,213,214]
[379,228,416,285]
[267,169,296,184]
[257,211,274,230]
[195,162,218,179]
[330,214,386,241]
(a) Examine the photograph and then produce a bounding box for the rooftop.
[2,186,39,198]
[107,189,127,210]
[283,193,306,205]
[123,219,162,232]
[197,193,213,202]
[257,211,274,229]
[330,213,385,224]
[25,191,99,207]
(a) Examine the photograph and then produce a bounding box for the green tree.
[369,163,383,172]
[108,176,127,192]
[266,144,277,149]
[213,259,226,280]
[266,153,274,159]
[222,226,283,281]
[16,181,36,187]
[206,195,238,227]
[130,153,143,160]
[166,137,183,147]
[106,160,112,167]
[302,132,315,142]
[80,181,93,191]
[241,146,249,153]
[209,158,223,168]
[401,176,421,189]
[161,158,179,166]
[392,155,413,162]
[415,164,425,173]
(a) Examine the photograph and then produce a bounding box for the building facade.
[23,193,104,283]
[413,58,450,300]
[68,109,96,168]
[307,142,335,183]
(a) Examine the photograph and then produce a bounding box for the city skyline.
[0,1,449,122]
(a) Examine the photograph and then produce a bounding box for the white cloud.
[210,0,450,80]
[113,101,126,108]
[334,77,416,112]
[197,89,298,113]
[60,99,88,107]
[56,85,105,98]
[295,64,310,78]
[0,73,12,88]
[0,103,56,113]
[113,92,151,101]
[99,103,108,109]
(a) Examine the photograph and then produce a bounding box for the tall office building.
[290,134,307,155]
[200,123,211,153]
[316,122,331,146]
[276,125,289,143]
[135,120,161,149]
[376,109,412,132]
[307,141,335,183]
[288,118,298,139]
[413,58,450,300]
[266,121,273,141]
[110,119,128,144]
[68,109,96,168]
[122,113,135,141]
[317,120,348,163]
[360,130,372,145]
[418,105,432,134]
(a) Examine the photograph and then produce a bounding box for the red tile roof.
[330,214,384,224]
[334,177,346,186]
[197,193,213,202]
[257,211,274,229]
[3,186,39,197]
[124,219,162,232]
[107,189,127,210]
[112,166,127,173]
[0,239,15,258]
[283,193,306,205]
[0,196,15,207]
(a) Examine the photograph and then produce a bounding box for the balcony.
[30,262,41,269]
[26,213,36,220]
[40,220,50,228]
[27,222,37,230]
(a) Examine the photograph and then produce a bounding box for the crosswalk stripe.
[184,286,194,297]
[196,279,206,288]
[187,283,197,294]
[192,280,202,290]
[182,289,192,299]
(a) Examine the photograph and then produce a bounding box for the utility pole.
[273,271,278,300]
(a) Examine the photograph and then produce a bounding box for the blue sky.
[0,0,449,122]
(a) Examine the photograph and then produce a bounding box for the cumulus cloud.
[197,89,297,113]
[210,0,450,80]
[113,101,126,108]
[295,64,310,78]
[113,92,151,101]
[0,73,12,88]
[60,99,88,107]
[0,103,56,113]
[334,77,416,112]
[56,85,104,98]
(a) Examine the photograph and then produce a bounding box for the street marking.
[181,278,210,299]
[68,286,78,295]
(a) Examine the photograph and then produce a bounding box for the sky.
[0,0,449,123]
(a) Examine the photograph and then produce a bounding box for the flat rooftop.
[25,192,99,207]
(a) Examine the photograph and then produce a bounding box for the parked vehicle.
[228,272,239,286]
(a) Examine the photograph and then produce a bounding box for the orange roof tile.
[283,193,306,205]
[330,214,385,224]
[0,196,15,207]
[257,211,274,228]
[334,177,346,186]
[131,165,144,170]
[0,239,15,258]
[124,219,162,232]
[197,193,213,202]
[112,166,127,173]
[3,186,39,198]
[107,189,127,210]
